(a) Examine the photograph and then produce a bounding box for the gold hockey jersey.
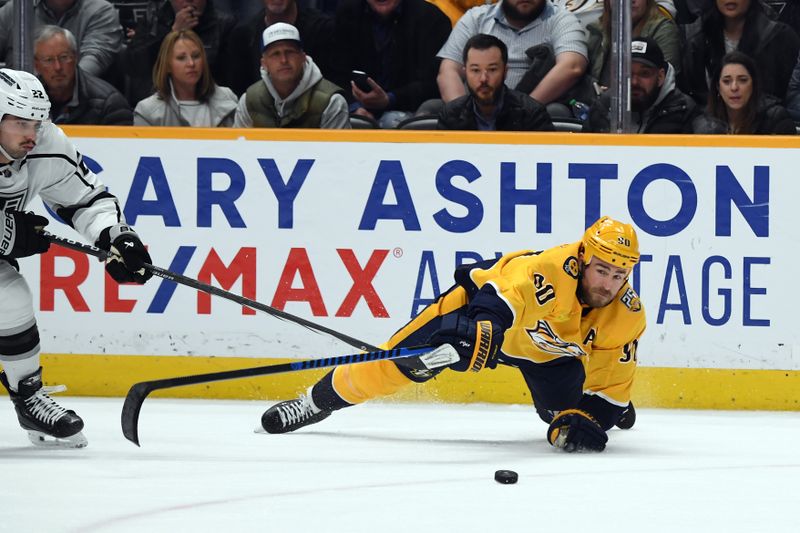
[464,242,646,407]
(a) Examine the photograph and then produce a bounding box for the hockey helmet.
[581,216,639,269]
[0,68,50,122]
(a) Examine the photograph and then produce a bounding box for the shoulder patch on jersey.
[563,256,579,279]
[620,287,642,312]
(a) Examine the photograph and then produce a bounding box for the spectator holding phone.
[329,0,452,128]
[233,23,350,128]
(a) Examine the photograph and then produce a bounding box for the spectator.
[693,50,795,134]
[786,50,800,123]
[133,29,238,126]
[681,0,799,106]
[34,26,132,125]
[427,0,489,26]
[0,0,123,78]
[437,0,587,107]
[438,34,554,131]
[124,0,235,106]
[233,23,349,129]
[108,0,158,36]
[585,37,699,133]
[328,0,451,128]
[586,0,681,93]
[224,0,334,96]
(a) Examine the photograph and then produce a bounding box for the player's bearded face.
[578,257,629,308]
[0,117,42,161]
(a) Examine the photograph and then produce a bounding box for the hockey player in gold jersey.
[261,216,646,452]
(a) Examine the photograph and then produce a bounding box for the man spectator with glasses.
[34,25,132,125]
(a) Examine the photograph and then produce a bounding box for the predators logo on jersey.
[526,320,587,357]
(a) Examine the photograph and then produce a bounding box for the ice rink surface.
[2,397,798,533]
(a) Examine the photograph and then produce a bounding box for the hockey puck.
[494,469,518,484]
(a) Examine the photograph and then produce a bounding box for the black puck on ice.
[494,470,518,484]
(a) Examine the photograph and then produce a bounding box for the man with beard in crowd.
[584,37,699,133]
[436,0,587,106]
[438,34,553,131]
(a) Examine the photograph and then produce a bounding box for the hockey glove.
[96,224,153,284]
[427,314,502,372]
[0,210,50,258]
[547,409,608,453]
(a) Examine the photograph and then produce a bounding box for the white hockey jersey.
[0,122,124,244]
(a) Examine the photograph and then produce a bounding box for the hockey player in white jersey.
[0,68,153,448]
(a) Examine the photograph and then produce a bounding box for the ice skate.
[1,368,87,448]
[260,393,331,434]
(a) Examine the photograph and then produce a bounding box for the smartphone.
[351,70,373,93]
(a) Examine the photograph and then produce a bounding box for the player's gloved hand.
[0,210,50,258]
[96,224,153,284]
[427,314,502,372]
[547,409,608,452]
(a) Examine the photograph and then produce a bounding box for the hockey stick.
[120,344,458,446]
[41,231,379,352]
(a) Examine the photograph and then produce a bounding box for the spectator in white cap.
[233,22,350,128]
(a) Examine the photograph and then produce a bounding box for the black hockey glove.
[0,210,50,258]
[547,409,608,453]
[427,314,502,372]
[96,224,153,284]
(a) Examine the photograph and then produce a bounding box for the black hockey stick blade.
[121,344,459,446]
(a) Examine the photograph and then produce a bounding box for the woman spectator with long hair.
[134,30,238,127]
[693,51,795,134]
[681,0,799,106]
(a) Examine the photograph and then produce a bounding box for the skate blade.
[27,430,88,449]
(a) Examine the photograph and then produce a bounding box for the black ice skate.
[1,368,87,448]
[261,393,331,434]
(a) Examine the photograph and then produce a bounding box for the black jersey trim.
[25,153,78,167]
[56,191,120,228]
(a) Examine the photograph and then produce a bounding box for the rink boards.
[16,126,800,410]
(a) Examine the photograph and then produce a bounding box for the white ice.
[2,398,798,533]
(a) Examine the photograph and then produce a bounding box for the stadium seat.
[397,115,439,130]
[552,119,584,132]
[349,114,380,129]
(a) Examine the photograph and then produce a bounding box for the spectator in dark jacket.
[0,0,123,78]
[438,34,553,131]
[681,0,799,106]
[34,25,132,125]
[224,0,334,96]
[585,38,699,133]
[124,0,235,106]
[693,50,795,134]
[784,49,800,123]
[329,0,452,128]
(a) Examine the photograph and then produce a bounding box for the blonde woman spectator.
[134,29,238,126]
